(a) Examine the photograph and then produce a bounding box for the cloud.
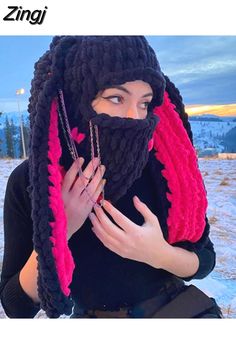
[146,36,236,105]
[168,59,236,82]
[186,104,236,116]
[177,71,236,104]
[1,36,235,112]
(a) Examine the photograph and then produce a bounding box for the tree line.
[0,112,30,158]
[223,126,236,152]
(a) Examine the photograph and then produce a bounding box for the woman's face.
[91,80,153,120]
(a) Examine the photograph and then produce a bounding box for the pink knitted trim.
[152,91,208,244]
[47,99,75,296]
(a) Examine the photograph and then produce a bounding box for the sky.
[0,35,236,116]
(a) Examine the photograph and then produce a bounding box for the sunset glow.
[185,104,236,117]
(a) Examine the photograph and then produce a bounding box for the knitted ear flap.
[152,91,208,244]
[29,98,75,318]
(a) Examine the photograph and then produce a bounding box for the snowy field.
[0,158,235,319]
[191,120,236,152]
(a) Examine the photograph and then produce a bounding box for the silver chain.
[57,90,105,207]
[58,107,78,161]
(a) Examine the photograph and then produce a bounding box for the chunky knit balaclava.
[80,112,159,203]
[27,36,208,318]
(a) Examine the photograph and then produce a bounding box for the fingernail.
[103,199,110,208]
[98,179,106,188]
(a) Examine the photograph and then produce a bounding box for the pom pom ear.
[151,91,208,244]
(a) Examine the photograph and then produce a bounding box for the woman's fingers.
[81,164,105,197]
[62,157,100,195]
[79,157,100,183]
[91,220,121,253]
[102,200,137,233]
[61,157,84,194]
[61,157,107,236]
[86,178,106,207]
[73,160,105,198]
[93,203,124,236]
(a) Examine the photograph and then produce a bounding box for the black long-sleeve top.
[0,153,216,318]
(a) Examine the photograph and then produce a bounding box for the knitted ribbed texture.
[152,92,208,244]
[48,99,75,296]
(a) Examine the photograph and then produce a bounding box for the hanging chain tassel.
[58,89,105,207]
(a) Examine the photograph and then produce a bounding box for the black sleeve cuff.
[170,214,215,282]
[171,237,216,282]
[0,272,40,318]
[180,247,216,282]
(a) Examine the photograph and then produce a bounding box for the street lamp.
[16,88,26,159]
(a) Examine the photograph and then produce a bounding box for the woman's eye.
[140,102,150,109]
[101,96,151,109]
[102,95,122,104]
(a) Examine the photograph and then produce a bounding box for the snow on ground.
[191,120,236,153]
[0,158,235,319]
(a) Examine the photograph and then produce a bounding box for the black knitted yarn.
[62,36,165,126]
[80,112,158,203]
[164,75,193,145]
[28,53,75,317]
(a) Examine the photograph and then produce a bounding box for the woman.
[0,36,223,318]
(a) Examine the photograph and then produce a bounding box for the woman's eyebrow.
[142,92,153,98]
[106,85,153,98]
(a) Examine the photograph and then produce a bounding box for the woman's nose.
[126,105,139,119]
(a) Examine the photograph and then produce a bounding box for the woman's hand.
[61,157,106,240]
[89,196,170,268]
